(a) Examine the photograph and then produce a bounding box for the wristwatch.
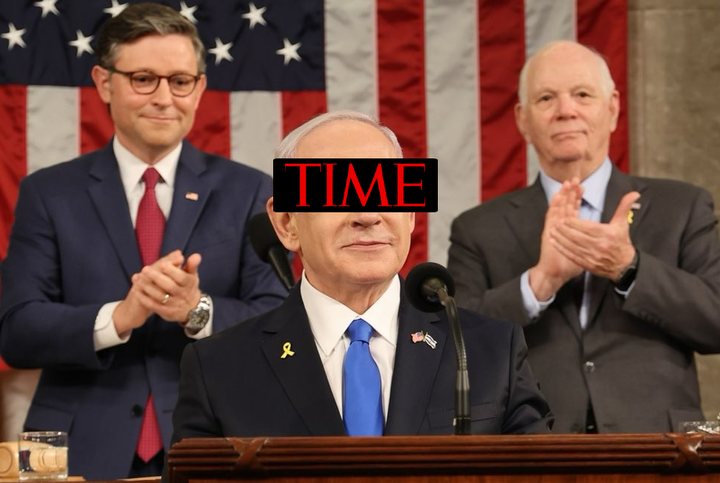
[614,249,639,292]
[185,293,211,335]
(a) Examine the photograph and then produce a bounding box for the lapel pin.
[411,331,437,349]
[281,342,295,359]
[185,192,199,201]
[627,203,641,225]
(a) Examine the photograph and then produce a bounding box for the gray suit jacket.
[447,167,720,433]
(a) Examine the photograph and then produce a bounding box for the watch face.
[186,295,211,333]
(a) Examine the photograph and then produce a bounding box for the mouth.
[343,240,391,250]
[552,130,584,140]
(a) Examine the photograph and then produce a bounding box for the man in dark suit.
[0,3,286,479]
[448,40,720,434]
[171,110,552,443]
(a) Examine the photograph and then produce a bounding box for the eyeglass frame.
[104,66,204,97]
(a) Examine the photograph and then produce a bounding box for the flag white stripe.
[230,91,281,176]
[27,86,79,174]
[425,0,480,264]
[523,0,577,185]
[324,0,378,117]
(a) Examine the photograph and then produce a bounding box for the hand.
[529,178,585,301]
[131,250,203,324]
[550,191,640,281]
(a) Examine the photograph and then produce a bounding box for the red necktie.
[135,167,164,462]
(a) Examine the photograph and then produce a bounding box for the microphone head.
[247,212,285,263]
[404,262,456,313]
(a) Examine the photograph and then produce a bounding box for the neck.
[308,277,393,315]
[544,157,605,183]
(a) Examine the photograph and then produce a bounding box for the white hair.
[275,110,403,159]
[517,40,616,106]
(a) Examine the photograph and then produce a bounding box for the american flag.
[0,0,628,369]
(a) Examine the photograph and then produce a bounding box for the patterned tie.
[135,167,164,462]
[343,318,383,436]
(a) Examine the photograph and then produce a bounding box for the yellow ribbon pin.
[281,342,295,359]
[627,210,634,224]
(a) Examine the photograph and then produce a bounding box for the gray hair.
[275,110,404,158]
[517,41,615,106]
[96,2,206,74]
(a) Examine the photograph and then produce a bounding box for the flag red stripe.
[80,87,114,154]
[477,0,527,201]
[577,0,629,173]
[281,90,327,137]
[0,85,27,260]
[376,0,428,274]
[188,90,231,158]
[0,84,27,371]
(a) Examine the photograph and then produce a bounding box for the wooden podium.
[168,433,720,483]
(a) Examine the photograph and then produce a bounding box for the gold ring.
[161,293,170,305]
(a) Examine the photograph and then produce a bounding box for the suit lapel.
[162,141,212,255]
[87,146,141,279]
[385,295,446,435]
[505,180,548,268]
[262,289,346,436]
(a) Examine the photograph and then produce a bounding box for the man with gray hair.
[448,40,720,433]
[171,109,552,444]
[0,3,285,478]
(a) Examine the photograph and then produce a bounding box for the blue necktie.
[343,318,383,436]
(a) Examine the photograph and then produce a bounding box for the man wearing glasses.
[0,3,286,480]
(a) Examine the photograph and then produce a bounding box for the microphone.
[405,262,471,435]
[247,212,295,291]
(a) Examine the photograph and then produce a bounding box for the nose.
[555,94,577,119]
[351,212,382,227]
[150,78,173,106]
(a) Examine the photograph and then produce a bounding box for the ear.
[266,197,301,253]
[608,89,620,133]
[408,212,415,233]
[514,102,531,143]
[91,65,112,104]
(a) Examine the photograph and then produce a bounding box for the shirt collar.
[539,157,612,213]
[301,271,400,357]
[114,136,182,193]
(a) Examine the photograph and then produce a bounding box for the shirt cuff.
[94,301,131,351]
[520,270,555,320]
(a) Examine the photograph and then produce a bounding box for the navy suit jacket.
[0,141,287,479]
[171,283,552,441]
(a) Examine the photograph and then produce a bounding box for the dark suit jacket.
[0,141,287,479]
[448,166,720,433]
[171,283,552,442]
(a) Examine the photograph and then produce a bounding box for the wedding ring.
[161,293,170,305]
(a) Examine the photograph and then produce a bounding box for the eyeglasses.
[106,66,203,97]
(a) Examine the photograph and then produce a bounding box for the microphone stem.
[437,290,471,435]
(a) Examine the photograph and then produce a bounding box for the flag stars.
[69,30,94,57]
[179,1,198,24]
[103,0,128,18]
[34,0,60,18]
[242,3,267,29]
[276,38,301,65]
[208,37,233,65]
[2,23,27,50]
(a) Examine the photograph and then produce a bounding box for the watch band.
[614,249,639,292]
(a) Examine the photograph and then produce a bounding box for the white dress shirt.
[93,138,212,351]
[300,271,400,422]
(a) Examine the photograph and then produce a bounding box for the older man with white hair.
[448,40,720,434]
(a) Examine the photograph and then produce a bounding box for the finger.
[610,191,641,226]
[184,253,202,275]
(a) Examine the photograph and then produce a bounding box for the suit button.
[131,404,144,417]
[584,361,595,373]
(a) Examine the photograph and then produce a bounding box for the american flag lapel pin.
[411,331,437,349]
[185,192,199,201]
